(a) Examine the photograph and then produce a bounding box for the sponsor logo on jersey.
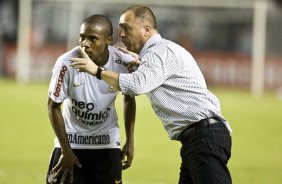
[53,65,67,97]
[67,133,110,145]
[115,59,128,67]
[71,98,111,125]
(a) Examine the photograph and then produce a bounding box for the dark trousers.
[46,148,122,184]
[178,121,232,184]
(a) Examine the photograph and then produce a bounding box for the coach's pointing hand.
[70,46,98,76]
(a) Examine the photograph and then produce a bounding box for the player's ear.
[106,36,113,46]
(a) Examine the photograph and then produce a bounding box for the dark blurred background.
[1,0,282,95]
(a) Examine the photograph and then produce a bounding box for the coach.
[71,5,232,184]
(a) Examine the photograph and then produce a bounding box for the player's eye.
[80,34,85,41]
[89,36,97,42]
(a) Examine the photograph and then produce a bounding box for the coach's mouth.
[122,39,129,46]
[123,42,131,49]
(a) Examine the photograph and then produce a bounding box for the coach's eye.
[123,27,129,33]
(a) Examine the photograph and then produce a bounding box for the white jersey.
[48,46,133,149]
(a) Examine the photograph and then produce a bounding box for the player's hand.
[115,46,140,72]
[52,151,82,184]
[70,46,98,76]
[121,141,134,170]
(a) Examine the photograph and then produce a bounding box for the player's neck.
[93,49,109,67]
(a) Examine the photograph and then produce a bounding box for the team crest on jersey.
[108,85,117,93]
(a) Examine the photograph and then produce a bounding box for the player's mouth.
[84,50,92,56]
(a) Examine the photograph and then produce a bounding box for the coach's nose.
[119,29,125,38]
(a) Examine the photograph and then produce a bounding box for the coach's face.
[119,11,147,54]
[79,22,112,64]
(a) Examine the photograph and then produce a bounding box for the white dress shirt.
[119,34,231,140]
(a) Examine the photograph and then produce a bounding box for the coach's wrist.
[96,66,107,80]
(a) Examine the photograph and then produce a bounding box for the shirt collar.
[139,34,162,58]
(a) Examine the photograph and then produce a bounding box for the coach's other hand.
[115,46,140,72]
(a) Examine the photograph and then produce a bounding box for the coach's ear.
[143,25,151,38]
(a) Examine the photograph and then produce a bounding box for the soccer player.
[46,14,136,184]
[70,5,232,184]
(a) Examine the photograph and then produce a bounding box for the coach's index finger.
[79,46,90,59]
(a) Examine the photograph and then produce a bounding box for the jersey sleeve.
[48,57,71,103]
[122,54,135,74]
[111,46,135,74]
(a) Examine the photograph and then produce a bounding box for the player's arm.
[47,98,81,183]
[121,94,136,170]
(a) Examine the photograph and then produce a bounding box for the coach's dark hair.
[83,14,113,37]
[122,5,157,29]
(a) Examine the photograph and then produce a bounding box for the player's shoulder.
[56,46,80,65]
[52,47,80,73]
[108,45,134,65]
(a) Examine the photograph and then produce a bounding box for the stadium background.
[0,0,282,183]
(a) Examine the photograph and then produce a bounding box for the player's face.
[119,12,146,54]
[79,23,112,62]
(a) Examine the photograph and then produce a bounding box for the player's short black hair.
[122,5,157,29]
[83,14,113,37]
